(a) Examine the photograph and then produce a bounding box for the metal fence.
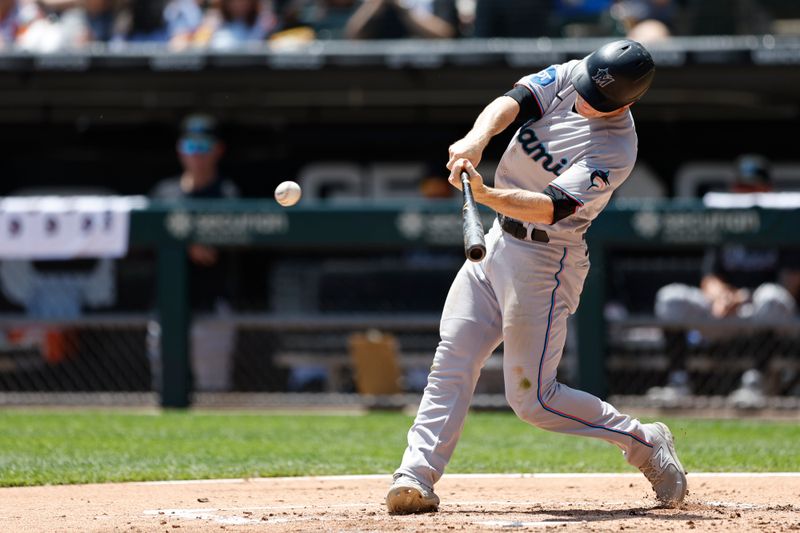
[0,246,485,403]
[602,247,800,410]
[2,203,800,411]
[607,318,800,402]
[0,317,150,392]
[0,239,565,407]
[0,251,155,397]
[0,248,797,408]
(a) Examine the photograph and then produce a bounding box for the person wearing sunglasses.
[149,113,240,392]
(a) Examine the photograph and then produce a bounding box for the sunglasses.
[179,137,216,155]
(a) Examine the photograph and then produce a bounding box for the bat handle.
[460,170,487,262]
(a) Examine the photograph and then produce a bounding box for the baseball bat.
[460,170,487,262]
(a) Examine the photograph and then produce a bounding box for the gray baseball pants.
[395,222,656,488]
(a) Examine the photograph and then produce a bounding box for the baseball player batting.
[387,40,688,514]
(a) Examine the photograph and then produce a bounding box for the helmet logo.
[591,68,615,88]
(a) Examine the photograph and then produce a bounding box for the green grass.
[0,410,797,486]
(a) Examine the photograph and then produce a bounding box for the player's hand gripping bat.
[460,170,486,262]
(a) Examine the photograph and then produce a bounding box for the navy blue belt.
[497,214,550,243]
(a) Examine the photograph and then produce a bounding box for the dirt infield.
[1,474,798,532]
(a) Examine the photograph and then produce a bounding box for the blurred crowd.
[0,0,796,52]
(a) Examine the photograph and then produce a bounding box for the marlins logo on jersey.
[588,169,611,190]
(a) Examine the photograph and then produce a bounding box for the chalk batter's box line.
[134,472,800,486]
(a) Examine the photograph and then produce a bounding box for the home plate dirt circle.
[1,473,799,532]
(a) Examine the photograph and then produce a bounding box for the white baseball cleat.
[639,422,688,507]
[386,474,440,514]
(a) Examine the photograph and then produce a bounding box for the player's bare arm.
[701,274,748,317]
[446,96,520,171]
[449,159,554,224]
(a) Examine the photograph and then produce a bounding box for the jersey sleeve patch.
[531,66,557,87]
[513,64,562,119]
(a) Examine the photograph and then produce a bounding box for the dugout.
[2,38,800,408]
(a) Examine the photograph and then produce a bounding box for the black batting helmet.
[571,39,655,113]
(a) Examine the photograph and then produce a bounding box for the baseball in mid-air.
[274,180,302,207]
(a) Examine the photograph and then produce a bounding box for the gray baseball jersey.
[394,61,657,491]
[496,60,637,244]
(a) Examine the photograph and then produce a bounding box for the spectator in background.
[345,0,458,39]
[114,0,169,42]
[16,0,85,51]
[472,0,553,38]
[149,114,240,392]
[624,17,669,43]
[0,0,42,48]
[683,0,772,36]
[114,0,203,45]
[611,0,675,43]
[0,0,20,46]
[277,0,365,41]
[194,0,277,49]
[152,113,239,225]
[163,0,205,48]
[553,0,615,37]
[18,0,206,49]
[40,0,126,47]
[82,0,124,42]
[650,155,800,408]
